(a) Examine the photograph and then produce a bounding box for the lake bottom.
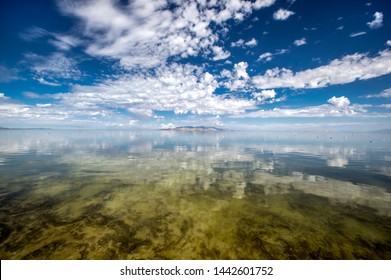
[1,171,390,259]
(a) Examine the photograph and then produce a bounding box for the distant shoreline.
[1,126,390,133]
[160,126,225,132]
[0,127,52,130]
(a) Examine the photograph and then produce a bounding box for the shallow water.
[0,130,390,259]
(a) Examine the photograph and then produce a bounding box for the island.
[160,126,224,132]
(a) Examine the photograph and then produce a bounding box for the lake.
[0,129,390,259]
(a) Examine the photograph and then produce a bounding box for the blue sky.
[0,0,390,130]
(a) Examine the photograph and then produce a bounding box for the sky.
[0,0,390,130]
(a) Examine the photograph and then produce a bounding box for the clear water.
[0,130,390,259]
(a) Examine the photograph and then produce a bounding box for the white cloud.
[273,9,295,20]
[294,38,306,46]
[234,62,250,80]
[258,52,273,62]
[245,38,258,47]
[257,49,289,63]
[366,87,391,98]
[231,39,245,47]
[231,97,368,119]
[212,46,231,61]
[0,92,138,127]
[36,77,61,87]
[253,0,276,9]
[1,90,142,128]
[253,49,391,89]
[19,26,49,41]
[224,61,252,90]
[25,52,81,81]
[49,34,81,51]
[0,103,30,118]
[23,92,60,99]
[231,38,258,48]
[36,103,53,108]
[367,12,383,29]
[0,93,8,100]
[55,63,255,117]
[57,0,274,69]
[20,26,81,51]
[220,69,232,79]
[161,123,176,129]
[252,89,277,103]
[350,31,367,37]
[119,56,163,69]
[0,94,41,120]
[387,40,391,46]
[327,96,350,107]
[0,66,19,83]
[0,62,252,126]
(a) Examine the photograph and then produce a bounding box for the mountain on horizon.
[160,126,224,132]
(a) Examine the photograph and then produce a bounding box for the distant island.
[160,126,224,132]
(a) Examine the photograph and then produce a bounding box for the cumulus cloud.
[253,49,391,89]
[245,38,258,47]
[231,97,367,118]
[161,123,176,129]
[0,93,44,121]
[56,0,274,69]
[294,38,306,46]
[0,63,252,126]
[231,39,245,48]
[387,40,391,46]
[0,89,139,127]
[54,63,255,117]
[0,103,30,118]
[253,0,276,9]
[367,12,383,29]
[327,96,350,107]
[231,38,258,48]
[212,46,231,61]
[252,89,277,103]
[0,103,133,127]
[273,9,295,20]
[224,61,252,90]
[234,62,250,80]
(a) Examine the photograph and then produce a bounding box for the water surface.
[0,130,390,259]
